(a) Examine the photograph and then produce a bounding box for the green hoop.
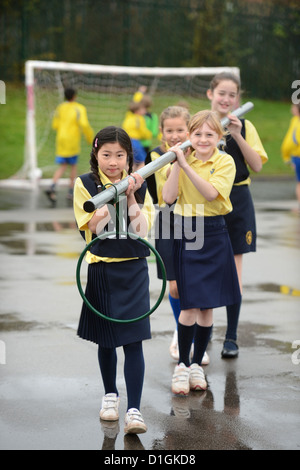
[76,231,167,323]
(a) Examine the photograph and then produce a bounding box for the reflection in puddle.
[151,373,250,451]
[0,220,79,256]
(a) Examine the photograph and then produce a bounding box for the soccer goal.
[21,60,240,186]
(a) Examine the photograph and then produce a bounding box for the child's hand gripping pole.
[83,102,254,213]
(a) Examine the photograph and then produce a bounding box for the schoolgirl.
[147,106,208,363]
[162,110,241,395]
[122,100,153,171]
[73,126,154,434]
[281,102,300,210]
[207,72,268,357]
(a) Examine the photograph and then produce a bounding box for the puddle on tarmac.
[0,313,41,332]
[0,221,76,236]
[0,221,79,256]
[246,282,300,297]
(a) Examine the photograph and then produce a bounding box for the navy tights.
[98,341,145,411]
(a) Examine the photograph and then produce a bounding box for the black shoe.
[45,189,57,207]
[221,339,239,358]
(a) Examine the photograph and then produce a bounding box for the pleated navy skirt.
[155,206,176,280]
[77,258,151,348]
[224,184,256,255]
[173,215,241,310]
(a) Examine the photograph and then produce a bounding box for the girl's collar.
[188,147,220,163]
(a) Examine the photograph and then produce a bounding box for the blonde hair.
[189,110,226,138]
[160,105,190,129]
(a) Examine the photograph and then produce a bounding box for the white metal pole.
[25,61,39,188]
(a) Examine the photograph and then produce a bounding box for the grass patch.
[0,83,294,179]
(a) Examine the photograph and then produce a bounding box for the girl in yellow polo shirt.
[163,110,241,395]
[281,103,300,210]
[74,126,154,434]
[207,72,268,358]
[148,106,191,362]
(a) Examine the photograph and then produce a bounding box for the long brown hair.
[209,72,241,93]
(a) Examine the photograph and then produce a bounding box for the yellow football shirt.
[52,101,94,157]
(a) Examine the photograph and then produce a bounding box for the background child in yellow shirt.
[45,88,93,206]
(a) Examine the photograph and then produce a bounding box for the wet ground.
[0,178,299,451]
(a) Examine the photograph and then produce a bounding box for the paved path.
[0,179,299,450]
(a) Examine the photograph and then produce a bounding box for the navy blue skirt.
[173,216,241,310]
[155,206,176,280]
[224,185,256,254]
[77,258,151,348]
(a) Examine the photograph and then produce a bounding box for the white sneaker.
[190,348,210,365]
[171,362,190,395]
[124,408,147,434]
[169,329,179,361]
[189,363,207,391]
[99,393,120,421]
[170,331,195,362]
[201,351,210,365]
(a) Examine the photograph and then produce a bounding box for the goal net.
[22,60,240,185]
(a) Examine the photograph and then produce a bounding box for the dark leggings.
[98,341,145,411]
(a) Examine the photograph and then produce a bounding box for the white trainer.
[169,329,179,361]
[124,408,147,434]
[201,351,210,365]
[171,362,190,395]
[189,363,207,391]
[99,393,120,421]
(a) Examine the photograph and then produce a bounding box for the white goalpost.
[12,60,240,188]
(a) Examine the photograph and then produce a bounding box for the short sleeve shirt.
[174,148,236,217]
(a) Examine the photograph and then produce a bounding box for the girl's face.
[189,122,221,161]
[207,79,239,117]
[96,142,127,182]
[161,116,189,147]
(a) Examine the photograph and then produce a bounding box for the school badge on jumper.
[246,230,253,245]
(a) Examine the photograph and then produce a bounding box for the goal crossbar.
[25,60,240,84]
[20,60,240,189]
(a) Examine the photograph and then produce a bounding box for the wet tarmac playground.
[0,179,299,450]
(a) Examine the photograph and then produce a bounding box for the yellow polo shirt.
[236,120,268,185]
[174,148,236,217]
[74,169,154,263]
[122,111,152,141]
[281,115,300,162]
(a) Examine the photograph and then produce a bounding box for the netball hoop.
[76,230,167,324]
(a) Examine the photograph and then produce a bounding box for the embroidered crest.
[246,231,252,245]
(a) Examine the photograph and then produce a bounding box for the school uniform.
[281,115,300,181]
[223,119,268,254]
[172,148,241,310]
[147,145,176,280]
[122,111,153,163]
[73,169,154,348]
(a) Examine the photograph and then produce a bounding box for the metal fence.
[1,0,299,100]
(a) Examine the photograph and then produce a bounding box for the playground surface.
[0,178,299,451]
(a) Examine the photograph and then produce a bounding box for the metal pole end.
[83,200,96,213]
